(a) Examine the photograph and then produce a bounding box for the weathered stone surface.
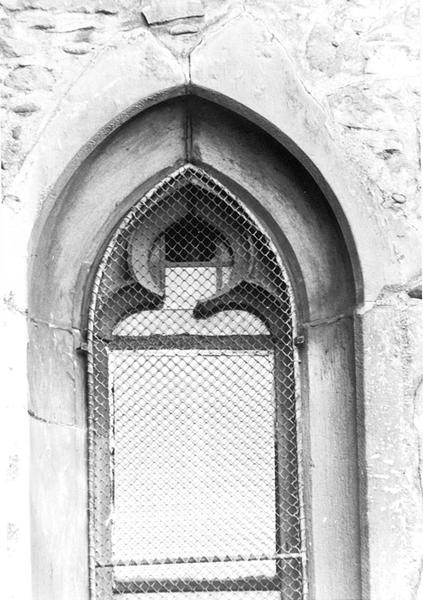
[0,0,26,9]
[0,34,34,56]
[142,0,204,24]
[94,0,119,14]
[360,296,423,600]
[306,23,339,74]
[11,125,21,138]
[54,13,98,31]
[408,283,422,299]
[392,192,407,204]
[26,0,90,10]
[306,317,361,598]
[5,65,54,90]
[27,12,55,29]
[190,12,400,302]
[1,307,31,600]
[2,193,21,211]
[1,136,20,169]
[4,30,185,245]
[30,418,88,600]
[170,22,199,35]
[73,27,93,42]
[28,321,82,427]
[10,100,39,113]
[365,43,417,77]
[62,42,91,54]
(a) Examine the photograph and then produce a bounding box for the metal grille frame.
[87,164,307,600]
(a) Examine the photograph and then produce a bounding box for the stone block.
[62,42,91,54]
[10,100,40,114]
[142,0,204,25]
[26,0,89,11]
[5,65,54,91]
[28,320,83,427]
[306,317,361,599]
[0,35,34,57]
[94,0,119,14]
[0,0,27,9]
[360,299,423,600]
[30,417,88,600]
[306,23,339,74]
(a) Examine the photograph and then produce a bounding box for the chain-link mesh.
[88,165,305,600]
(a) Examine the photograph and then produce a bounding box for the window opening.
[88,165,305,599]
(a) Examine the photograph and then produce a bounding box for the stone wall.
[0,1,421,599]
[1,0,420,257]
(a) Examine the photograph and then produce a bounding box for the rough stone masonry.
[0,1,421,599]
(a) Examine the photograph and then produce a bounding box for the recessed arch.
[28,82,368,310]
[28,94,363,600]
[29,95,357,330]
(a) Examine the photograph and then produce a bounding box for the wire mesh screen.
[88,165,305,600]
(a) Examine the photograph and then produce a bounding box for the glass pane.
[114,559,276,581]
[113,310,269,336]
[110,349,276,563]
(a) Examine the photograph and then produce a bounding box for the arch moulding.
[28,97,362,600]
[21,13,393,307]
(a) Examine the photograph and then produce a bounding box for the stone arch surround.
[29,93,364,600]
[0,10,413,600]
[22,14,399,306]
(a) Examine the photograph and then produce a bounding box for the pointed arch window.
[88,166,305,599]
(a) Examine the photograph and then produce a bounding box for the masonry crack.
[28,409,80,429]
[303,312,353,327]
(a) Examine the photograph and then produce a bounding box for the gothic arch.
[29,92,364,600]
